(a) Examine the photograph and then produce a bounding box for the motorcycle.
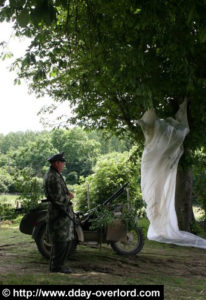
[19,183,144,258]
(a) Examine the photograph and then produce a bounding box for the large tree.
[1,0,206,230]
[51,128,101,180]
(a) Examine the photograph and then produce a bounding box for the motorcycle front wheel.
[34,223,77,259]
[110,227,144,256]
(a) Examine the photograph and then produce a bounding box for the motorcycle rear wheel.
[34,223,77,259]
[110,227,144,256]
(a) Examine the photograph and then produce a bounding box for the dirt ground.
[0,225,206,299]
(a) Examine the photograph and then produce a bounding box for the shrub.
[14,167,44,212]
[0,168,14,193]
[75,149,143,214]
[0,203,16,220]
[66,171,79,184]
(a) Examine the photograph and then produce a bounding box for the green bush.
[14,167,44,212]
[121,205,139,231]
[89,207,114,230]
[0,203,16,220]
[66,171,79,184]
[75,149,143,213]
[86,203,140,231]
[0,168,14,193]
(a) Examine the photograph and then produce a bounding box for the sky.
[0,22,71,135]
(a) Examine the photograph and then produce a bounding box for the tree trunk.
[175,151,195,231]
[169,98,195,231]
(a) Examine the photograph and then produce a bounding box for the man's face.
[54,161,65,173]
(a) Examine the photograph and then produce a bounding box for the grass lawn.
[0,217,205,299]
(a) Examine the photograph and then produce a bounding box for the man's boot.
[50,241,73,274]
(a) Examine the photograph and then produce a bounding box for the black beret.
[48,152,66,162]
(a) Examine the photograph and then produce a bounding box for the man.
[44,152,74,274]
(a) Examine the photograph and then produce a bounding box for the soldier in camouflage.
[44,152,75,274]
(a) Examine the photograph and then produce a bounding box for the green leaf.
[16,10,30,27]
[14,78,21,85]
[1,52,13,60]
[9,0,25,9]
[134,8,141,14]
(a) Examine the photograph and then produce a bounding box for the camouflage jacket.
[44,166,74,242]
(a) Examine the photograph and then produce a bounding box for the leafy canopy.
[1,1,206,149]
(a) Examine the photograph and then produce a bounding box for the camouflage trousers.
[49,241,71,271]
[48,207,75,242]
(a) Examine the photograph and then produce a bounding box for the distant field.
[0,194,20,207]
[0,193,205,220]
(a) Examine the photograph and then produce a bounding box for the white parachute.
[138,100,206,249]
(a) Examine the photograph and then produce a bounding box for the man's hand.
[68,191,74,199]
